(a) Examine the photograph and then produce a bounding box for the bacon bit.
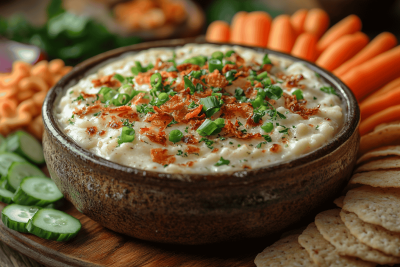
[325,118,331,121]
[177,63,200,73]
[185,145,200,154]
[160,95,185,113]
[211,148,219,153]
[107,116,123,129]
[189,119,205,130]
[92,74,121,88]
[86,126,97,136]
[150,148,176,165]
[131,92,149,105]
[184,105,203,120]
[283,74,305,88]
[103,106,132,113]
[221,95,236,104]
[221,103,253,119]
[243,164,252,169]
[145,106,173,129]
[205,70,229,88]
[139,127,167,146]
[99,130,107,136]
[222,64,237,74]
[244,86,257,99]
[160,71,178,79]
[308,124,314,127]
[262,149,266,153]
[178,161,196,167]
[246,115,262,128]
[283,93,320,119]
[135,72,153,85]
[118,111,139,121]
[81,92,96,99]
[260,64,272,72]
[182,135,199,144]
[192,88,213,99]
[223,120,262,139]
[270,144,281,153]
[73,102,102,118]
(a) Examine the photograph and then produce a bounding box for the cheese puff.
[26,115,44,141]
[0,99,18,118]
[48,59,65,74]
[18,99,39,118]
[19,76,48,92]
[30,61,53,87]
[0,110,32,131]
[32,91,47,108]
[59,66,73,76]
[17,90,35,102]
[52,74,63,86]
[0,61,31,88]
[0,88,18,101]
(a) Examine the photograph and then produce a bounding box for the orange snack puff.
[19,76,48,92]
[30,61,53,87]
[0,61,31,88]
[49,59,65,74]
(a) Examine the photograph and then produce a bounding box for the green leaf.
[215,157,230,166]
[320,86,337,95]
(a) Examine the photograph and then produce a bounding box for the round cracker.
[298,223,375,267]
[359,125,400,156]
[355,156,400,173]
[343,186,400,233]
[315,209,400,264]
[350,170,400,188]
[357,145,400,164]
[333,196,345,208]
[341,210,400,257]
[254,234,317,267]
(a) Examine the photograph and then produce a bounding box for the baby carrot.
[242,11,272,47]
[362,76,400,103]
[290,9,308,36]
[205,21,230,43]
[359,105,400,136]
[339,45,400,101]
[360,86,400,120]
[333,32,397,77]
[267,15,296,53]
[230,11,248,44]
[316,32,369,71]
[317,15,362,53]
[291,32,318,61]
[304,8,330,39]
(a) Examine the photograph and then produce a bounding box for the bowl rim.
[42,37,360,185]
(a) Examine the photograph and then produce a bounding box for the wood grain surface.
[0,201,277,267]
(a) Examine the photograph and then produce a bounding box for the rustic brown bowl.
[42,38,360,245]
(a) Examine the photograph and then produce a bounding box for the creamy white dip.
[56,44,344,174]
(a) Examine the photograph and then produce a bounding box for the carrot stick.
[205,21,230,43]
[339,45,400,101]
[360,86,400,120]
[291,33,318,61]
[362,76,400,103]
[317,15,362,53]
[290,9,308,36]
[303,8,330,39]
[242,11,272,47]
[316,32,369,71]
[359,105,400,136]
[230,11,248,44]
[333,32,398,77]
[267,15,296,53]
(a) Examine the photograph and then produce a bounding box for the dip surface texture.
[56,44,343,174]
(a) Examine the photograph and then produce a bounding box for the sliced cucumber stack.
[0,152,27,178]
[26,209,81,242]
[2,204,41,233]
[6,131,45,165]
[0,188,14,204]
[0,135,7,153]
[5,162,45,192]
[13,177,63,206]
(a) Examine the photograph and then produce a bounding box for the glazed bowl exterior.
[42,38,360,245]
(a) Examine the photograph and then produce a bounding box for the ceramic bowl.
[42,38,360,245]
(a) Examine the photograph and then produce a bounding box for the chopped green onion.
[320,86,337,95]
[292,89,304,100]
[224,60,235,65]
[184,77,196,94]
[225,50,235,57]
[257,85,283,100]
[215,157,230,166]
[196,119,218,136]
[150,73,163,89]
[251,95,264,108]
[169,130,183,143]
[263,135,272,142]
[263,54,272,65]
[234,88,247,102]
[98,87,112,103]
[166,66,177,72]
[256,71,269,80]
[112,93,131,106]
[118,84,135,97]
[225,70,238,82]
[188,101,199,109]
[252,108,265,123]
[261,78,272,86]
[118,126,135,145]
[211,51,224,61]
[113,74,125,83]
[199,137,214,149]
[315,72,321,78]
[130,61,143,75]
[261,122,274,133]
[200,96,223,117]
[208,59,223,73]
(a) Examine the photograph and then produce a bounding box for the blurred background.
[1,0,400,72]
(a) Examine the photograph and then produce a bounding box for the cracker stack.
[255,123,400,267]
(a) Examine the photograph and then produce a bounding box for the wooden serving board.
[0,201,277,267]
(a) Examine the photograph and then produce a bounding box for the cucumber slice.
[26,209,81,241]
[13,177,63,206]
[2,204,41,233]
[7,131,45,164]
[0,152,27,177]
[0,188,14,204]
[0,135,7,153]
[5,162,45,192]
